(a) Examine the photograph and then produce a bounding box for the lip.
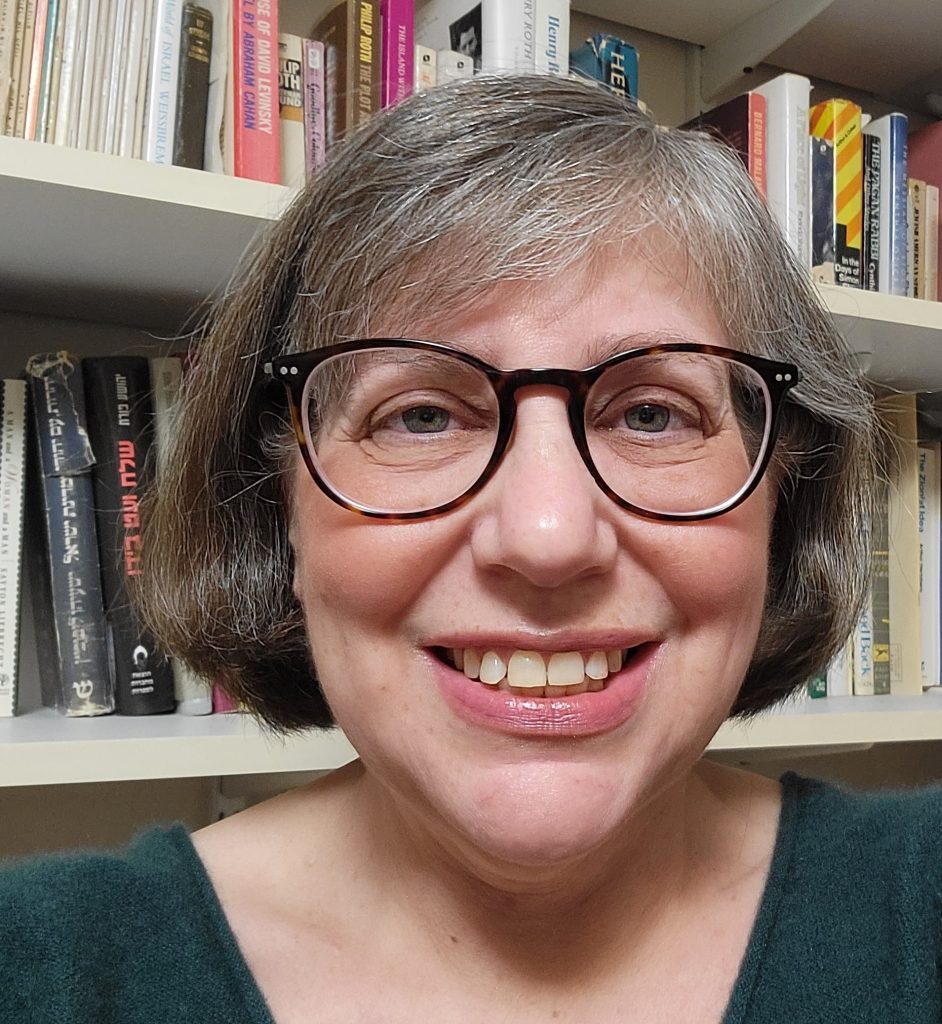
[428,641,658,738]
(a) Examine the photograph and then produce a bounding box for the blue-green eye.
[400,406,451,432]
[625,404,670,432]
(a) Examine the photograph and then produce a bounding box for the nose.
[468,388,619,589]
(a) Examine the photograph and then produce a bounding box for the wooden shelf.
[4,692,942,786]
[0,135,292,329]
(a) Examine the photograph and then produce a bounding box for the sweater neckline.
[721,770,806,1024]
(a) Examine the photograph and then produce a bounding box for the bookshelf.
[2,0,942,828]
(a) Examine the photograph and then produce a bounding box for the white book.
[42,0,69,141]
[149,356,213,716]
[142,0,183,164]
[101,0,129,154]
[918,442,941,687]
[862,113,909,296]
[83,0,111,150]
[435,48,472,83]
[754,72,811,270]
[52,0,84,146]
[414,43,436,91]
[0,0,20,124]
[852,603,875,696]
[533,0,567,76]
[925,183,939,302]
[116,0,145,156]
[200,0,228,172]
[278,33,305,188]
[826,640,852,698]
[129,0,153,158]
[74,0,99,147]
[415,0,534,74]
[0,380,28,718]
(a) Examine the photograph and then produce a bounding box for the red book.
[682,92,767,199]
[909,120,942,301]
[232,0,281,183]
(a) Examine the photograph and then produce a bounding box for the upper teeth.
[450,648,627,690]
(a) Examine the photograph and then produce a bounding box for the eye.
[399,406,451,433]
[624,404,671,432]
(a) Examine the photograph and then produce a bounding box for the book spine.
[172,1,212,168]
[0,380,27,718]
[826,640,852,698]
[0,0,18,123]
[925,183,939,302]
[33,0,57,140]
[852,603,874,696]
[24,353,113,716]
[277,32,304,186]
[43,0,69,141]
[52,0,85,147]
[3,0,30,135]
[413,42,434,91]
[749,92,766,199]
[887,114,909,295]
[862,132,881,292]
[810,98,863,289]
[231,0,280,183]
[482,0,534,72]
[101,0,129,154]
[533,0,567,76]
[73,0,99,148]
[910,178,926,299]
[149,356,212,715]
[129,0,155,156]
[11,0,37,136]
[871,472,891,695]
[23,0,48,139]
[302,37,325,173]
[351,0,379,129]
[82,357,175,716]
[754,73,811,269]
[143,0,182,163]
[379,0,412,107]
[918,443,941,686]
[115,0,146,156]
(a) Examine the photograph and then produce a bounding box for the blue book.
[569,34,639,101]
[863,113,909,295]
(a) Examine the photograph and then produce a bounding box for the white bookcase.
[2,0,942,844]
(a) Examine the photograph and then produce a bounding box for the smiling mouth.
[431,645,644,698]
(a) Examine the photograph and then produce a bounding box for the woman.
[4,75,941,1023]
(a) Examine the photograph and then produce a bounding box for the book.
[862,113,908,296]
[51,0,87,148]
[231,0,280,182]
[435,47,471,83]
[149,355,212,715]
[24,353,113,717]
[0,0,21,132]
[682,91,767,199]
[74,0,101,149]
[918,442,941,687]
[925,184,940,302]
[909,178,927,299]
[3,0,32,136]
[569,33,638,101]
[130,0,155,157]
[533,0,567,76]
[115,0,148,156]
[414,0,533,73]
[908,119,942,301]
[310,0,380,150]
[379,0,412,108]
[82,356,175,716]
[100,0,126,153]
[852,603,874,696]
[0,380,28,718]
[302,37,326,173]
[41,0,68,141]
[414,42,435,91]
[870,470,891,695]
[753,73,811,269]
[23,0,48,139]
[810,97,863,289]
[198,0,227,172]
[881,394,923,696]
[825,640,852,698]
[173,2,213,168]
[143,0,184,164]
[861,131,881,292]
[277,32,304,186]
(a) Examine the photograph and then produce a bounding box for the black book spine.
[83,357,175,715]
[863,132,882,292]
[172,3,213,169]
[24,353,114,716]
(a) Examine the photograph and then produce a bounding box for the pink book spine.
[232,0,281,183]
[212,683,241,714]
[380,0,413,108]
[24,0,49,140]
[302,38,326,172]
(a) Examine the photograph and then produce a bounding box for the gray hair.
[137,73,877,730]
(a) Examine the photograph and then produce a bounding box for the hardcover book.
[232,0,280,182]
[173,1,213,168]
[569,33,638,100]
[810,97,863,289]
[380,0,413,107]
[0,380,28,717]
[534,0,567,76]
[310,0,380,150]
[143,0,184,164]
[82,356,175,716]
[414,0,534,73]
[909,119,942,301]
[302,37,326,173]
[862,113,908,295]
[24,352,113,717]
[861,131,881,292]
[278,32,305,186]
[682,91,767,198]
[753,72,810,269]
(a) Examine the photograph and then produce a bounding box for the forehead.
[381,251,731,371]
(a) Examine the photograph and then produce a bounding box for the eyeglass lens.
[300,347,771,516]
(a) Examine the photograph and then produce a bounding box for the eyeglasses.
[265,339,798,522]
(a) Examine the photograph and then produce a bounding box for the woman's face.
[290,257,773,868]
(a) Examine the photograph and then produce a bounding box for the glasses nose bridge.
[498,365,591,411]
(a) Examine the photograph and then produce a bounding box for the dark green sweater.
[1,772,941,1022]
